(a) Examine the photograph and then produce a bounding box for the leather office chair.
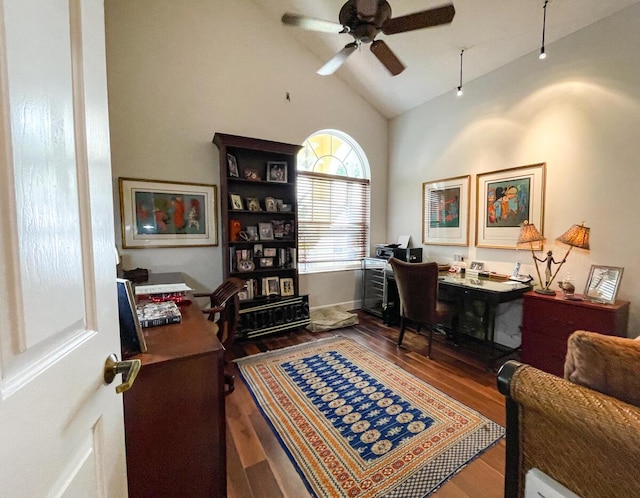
[389,258,453,358]
[194,277,244,393]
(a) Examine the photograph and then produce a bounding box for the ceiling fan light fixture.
[539,0,549,60]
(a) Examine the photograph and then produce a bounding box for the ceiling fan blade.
[281,13,345,34]
[317,43,358,76]
[381,4,455,35]
[370,40,405,76]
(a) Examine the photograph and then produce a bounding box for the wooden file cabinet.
[521,291,630,376]
[123,300,226,498]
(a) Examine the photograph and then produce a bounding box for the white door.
[0,0,128,496]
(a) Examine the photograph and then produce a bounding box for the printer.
[374,244,423,263]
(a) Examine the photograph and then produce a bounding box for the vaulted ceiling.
[252,0,640,118]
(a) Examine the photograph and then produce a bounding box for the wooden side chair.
[194,277,244,393]
[389,258,453,358]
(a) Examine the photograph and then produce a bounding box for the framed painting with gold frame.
[119,177,218,248]
[476,163,546,249]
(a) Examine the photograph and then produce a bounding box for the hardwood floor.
[226,310,508,498]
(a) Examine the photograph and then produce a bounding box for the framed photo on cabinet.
[422,175,470,246]
[476,163,546,249]
[119,177,218,248]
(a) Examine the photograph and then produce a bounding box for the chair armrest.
[501,361,640,498]
[200,306,224,315]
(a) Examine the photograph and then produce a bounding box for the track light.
[456,49,464,96]
[539,0,548,60]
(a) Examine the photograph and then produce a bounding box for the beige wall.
[389,4,640,334]
[105,0,388,308]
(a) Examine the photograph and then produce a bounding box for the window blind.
[297,171,370,265]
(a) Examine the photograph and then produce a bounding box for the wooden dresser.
[123,299,226,498]
[521,291,630,376]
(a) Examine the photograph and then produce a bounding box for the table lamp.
[517,221,590,295]
[516,221,547,293]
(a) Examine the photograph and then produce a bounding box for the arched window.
[297,130,371,273]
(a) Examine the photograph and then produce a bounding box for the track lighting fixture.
[456,49,464,96]
[539,0,548,60]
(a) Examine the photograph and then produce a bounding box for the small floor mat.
[305,307,359,332]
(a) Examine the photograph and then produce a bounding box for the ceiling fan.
[281,0,455,76]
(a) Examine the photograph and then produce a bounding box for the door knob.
[103,354,141,393]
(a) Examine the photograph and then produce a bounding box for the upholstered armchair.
[498,330,640,498]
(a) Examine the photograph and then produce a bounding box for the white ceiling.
[252,0,640,118]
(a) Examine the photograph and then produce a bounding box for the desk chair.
[194,277,244,393]
[389,258,453,358]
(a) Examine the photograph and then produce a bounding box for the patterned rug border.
[235,335,504,497]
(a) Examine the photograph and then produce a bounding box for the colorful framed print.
[422,175,470,246]
[119,177,218,248]
[476,163,546,249]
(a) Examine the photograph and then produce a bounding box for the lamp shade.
[556,223,590,250]
[517,221,546,246]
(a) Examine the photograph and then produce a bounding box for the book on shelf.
[136,300,182,328]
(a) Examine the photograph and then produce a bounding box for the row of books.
[239,276,295,301]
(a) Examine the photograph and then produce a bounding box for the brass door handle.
[103,354,141,394]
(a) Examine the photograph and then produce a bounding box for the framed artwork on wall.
[422,175,470,246]
[476,163,546,249]
[119,177,218,248]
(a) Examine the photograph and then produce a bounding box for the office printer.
[374,244,422,263]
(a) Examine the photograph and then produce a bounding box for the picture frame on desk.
[117,278,147,356]
[119,177,218,248]
[422,175,470,246]
[476,163,546,249]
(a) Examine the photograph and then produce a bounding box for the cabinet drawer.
[521,330,566,377]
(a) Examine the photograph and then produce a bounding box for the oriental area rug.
[235,336,504,497]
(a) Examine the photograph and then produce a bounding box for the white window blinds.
[297,171,370,265]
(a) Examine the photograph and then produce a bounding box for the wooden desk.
[123,297,226,498]
[521,291,630,376]
[384,270,531,365]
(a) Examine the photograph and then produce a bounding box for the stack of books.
[136,301,182,328]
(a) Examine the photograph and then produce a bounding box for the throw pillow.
[564,330,640,407]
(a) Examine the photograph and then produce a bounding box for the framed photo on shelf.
[229,193,244,210]
[476,163,546,249]
[243,169,261,181]
[246,226,258,241]
[246,197,261,211]
[263,247,277,257]
[254,244,263,257]
[584,265,624,304]
[259,222,274,240]
[263,276,280,296]
[264,197,277,212]
[227,154,239,177]
[259,257,274,268]
[119,177,218,248]
[422,175,470,246]
[280,277,294,297]
[266,161,288,183]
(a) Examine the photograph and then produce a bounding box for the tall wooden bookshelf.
[213,133,310,339]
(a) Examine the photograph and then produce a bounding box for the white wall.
[104,0,387,307]
[389,4,640,334]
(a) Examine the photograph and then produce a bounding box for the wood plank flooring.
[226,310,508,498]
